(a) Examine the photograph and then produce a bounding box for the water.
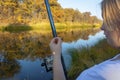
[0,59,53,80]
[0,30,105,80]
[62,31,105,70]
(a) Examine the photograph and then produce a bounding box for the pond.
[0,29,105,80]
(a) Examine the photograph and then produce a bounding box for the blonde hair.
[101,0,120,31]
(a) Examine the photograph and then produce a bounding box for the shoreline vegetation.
[0,0,105,79]
[67,39,120,80]
[0,22,102,79]
[0,22,101,33]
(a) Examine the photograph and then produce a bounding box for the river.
[0,30,105,80]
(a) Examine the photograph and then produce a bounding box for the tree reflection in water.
[0,29,99,80]
[0,53,20,78]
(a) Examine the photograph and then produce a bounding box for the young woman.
[50,0,120,80]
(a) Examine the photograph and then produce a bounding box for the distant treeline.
[0,0,102,24]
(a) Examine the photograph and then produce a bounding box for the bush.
[67,39,120,80]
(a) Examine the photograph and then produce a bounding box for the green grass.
[4,25,32,33]
[0,23,101,33]
[67,39,120,80]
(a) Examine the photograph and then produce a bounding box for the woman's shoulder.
[76,54,120,80]
[99,54,120,80]
[76,64,105,80]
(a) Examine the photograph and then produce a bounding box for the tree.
[83,12,91,23]
[64,8,74,22]
[73,9,83,22]
[0,0,101,24]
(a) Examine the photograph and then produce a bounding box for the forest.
[0,0,102,25]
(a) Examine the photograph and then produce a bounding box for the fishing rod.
[44,0,57,37]
[44,0,68,79]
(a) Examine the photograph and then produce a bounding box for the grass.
[67,39,120,80]
[0,22,101,33]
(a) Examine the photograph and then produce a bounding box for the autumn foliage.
[0,0,101,25]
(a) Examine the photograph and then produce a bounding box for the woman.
[50,0,120,80]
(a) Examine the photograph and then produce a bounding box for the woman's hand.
[50,37,66,80]
[49,37,62,56]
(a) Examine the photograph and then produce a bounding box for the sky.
[58,0,102,19]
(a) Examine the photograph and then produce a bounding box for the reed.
[67,39,120,80]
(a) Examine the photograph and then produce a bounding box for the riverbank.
[67,39,120,80]
[0,23,101,33]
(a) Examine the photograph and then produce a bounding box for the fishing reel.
[41,55,53,72]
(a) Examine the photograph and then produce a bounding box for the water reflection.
[1,59,53,80]
[15,59,52,80]
[0,29,99,80]
[62,31,105,70]
[0,53,20,79]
